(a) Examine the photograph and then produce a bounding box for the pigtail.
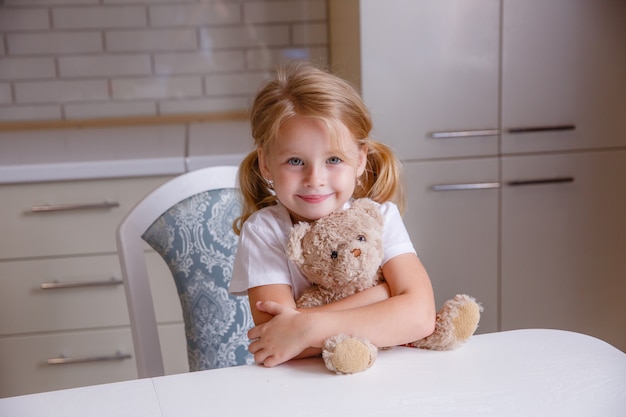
[233,150,277,235]
[356,140,406,214]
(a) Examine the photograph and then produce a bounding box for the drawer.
[0,176,172,259]
[0,325,188,398]
[0,252,182,335]
[0,328,137,398]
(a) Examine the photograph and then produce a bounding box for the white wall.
[0,0,329,183]
[0,0,328,122]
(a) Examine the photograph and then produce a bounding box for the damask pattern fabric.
[142,188,254,371]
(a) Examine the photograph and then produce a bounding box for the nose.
[331,250,338,259]
[304,164,325,188]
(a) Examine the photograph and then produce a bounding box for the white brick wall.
[8,32,103,55]
[0,58,56,80]
[0,0,328,122]
[16,80,109,104]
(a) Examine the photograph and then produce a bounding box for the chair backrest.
[117,166,254,378]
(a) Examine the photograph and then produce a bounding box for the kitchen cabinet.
[501,0,626,153]
[501,150,626,350]
[0,176,189,397]
[330,0,626,349]
[331,0,500,160]
[331,0,502,332]
[402,158,500,333]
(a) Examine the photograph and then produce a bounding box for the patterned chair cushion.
[142,188,254,371]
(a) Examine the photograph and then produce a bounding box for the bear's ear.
[352,198,384,227]
[287,221,311,266]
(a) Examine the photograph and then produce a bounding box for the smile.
[298,194,331,204]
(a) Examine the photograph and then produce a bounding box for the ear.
[257,147,271,181]
[287,221,311,266]
[353,198,384,227]
[356,144,368,177]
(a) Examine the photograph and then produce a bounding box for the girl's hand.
[247,300,315,367]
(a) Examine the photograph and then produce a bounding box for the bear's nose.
[331,250,338,259]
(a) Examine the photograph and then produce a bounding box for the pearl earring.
[266,179,274,189]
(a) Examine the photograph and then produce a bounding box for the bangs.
[322,117,365,163]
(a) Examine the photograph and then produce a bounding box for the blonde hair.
[234,62,404,234]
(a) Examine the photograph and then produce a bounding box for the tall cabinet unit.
[329,0,626,350]
[499,0,626,350]
[330,0,502,333]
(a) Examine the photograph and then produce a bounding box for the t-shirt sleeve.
[229,216,292,296]
[380,202,417,265]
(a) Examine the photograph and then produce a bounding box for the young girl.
[230,62,436,368]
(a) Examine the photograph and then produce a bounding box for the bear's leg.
[407,294,482,351]
[322,334,378,374]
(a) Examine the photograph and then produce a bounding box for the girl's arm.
[247,252,436,367]
[247,280,392,361]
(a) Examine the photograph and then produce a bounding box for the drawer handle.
[47,351,132,365]
[429,129,499,139]
[431,182,501,191]
[507,177,575,187]
[30,201,120,213]
[506,124,575,134]
[40,278,123,290]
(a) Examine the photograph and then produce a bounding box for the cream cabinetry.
[501,0,626,153]
[0,177,188,398]
[330,0,626,349]
[501,150,626,350]
[402,158,500,333]
[331,0,502,332]
[331,0,500,160]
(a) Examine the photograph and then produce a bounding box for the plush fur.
[288,198,482,375]
[290,198,385,309]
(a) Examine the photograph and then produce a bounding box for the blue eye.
[288,158,303,166]
[328,156,342,165]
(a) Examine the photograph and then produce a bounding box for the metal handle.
[40,278,123,290]
[429,129,499,139]
[507,177,575,187]
[507,125,575,134]
[31,201,120,213]
[47,351,132,365]
[431,182,501,191]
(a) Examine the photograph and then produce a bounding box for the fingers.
[248,337,279,367]
[247,324,260,341]
[255,300,286,316]
[246,302,302,367]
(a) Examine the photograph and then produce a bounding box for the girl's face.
[258,115,367,224]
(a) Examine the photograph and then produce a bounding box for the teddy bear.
[288,198,483,375]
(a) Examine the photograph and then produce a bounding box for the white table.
[2,329,625,417]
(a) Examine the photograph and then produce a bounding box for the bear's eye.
[357,235,366,242]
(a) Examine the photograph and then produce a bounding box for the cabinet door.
[403,158,499,333]
[501,151,626,351]
[501,0,626,153]
[358,0,500,160]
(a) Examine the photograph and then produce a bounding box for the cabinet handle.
[429,129,499,139]
[507,177,575,187]
[47,351,132,365]
[30,201,120,213]
[506,124,575,134]
[40,278,123,290]
[431,182,501,191]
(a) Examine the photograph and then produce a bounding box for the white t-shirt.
[229,200,416,300]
